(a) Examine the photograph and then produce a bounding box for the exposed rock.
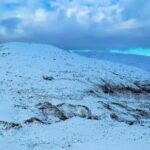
[101,102,113,111]
[86,89,101,98]
[134,81,150,93]
[134,109,150,118]
[111,102,133,111]
[24,117,45,124]
[36,102,53,109]
[42,75,54,81]
[36,102,68,124]
[36,102,100,124]
[0,121,22,130]
[90,115,101,120]
[57,103,92,119]
[101,83,114,94]
[101,83,142,95]
[110,113,118,120]
[100,101,150,125]
[110,113,136,125]
[99,80,150,96]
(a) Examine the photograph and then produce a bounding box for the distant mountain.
[72,50,150,72]
[0,42,150,150]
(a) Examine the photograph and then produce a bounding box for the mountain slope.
[74,51,150,72]
[0,42,150,150]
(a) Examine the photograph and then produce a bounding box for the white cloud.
[118,19,139,30]
[34,9,48,23]
[0,0,149,49]
[1,0,148,32]
[66,7,78,18]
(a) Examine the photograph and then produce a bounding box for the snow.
[0,42,150,149]
[1,118,150,150]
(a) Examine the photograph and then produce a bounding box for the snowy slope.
[0,42,150,150]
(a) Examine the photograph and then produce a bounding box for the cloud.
[0,0,149,49]
[0,17,21,31]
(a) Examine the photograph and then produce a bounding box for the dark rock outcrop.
[42,75,54,81]
[24,117,45,124]
[99,101,150,126]
[57,103,92,119]
[0,121,22,130]
[36,102,68,123]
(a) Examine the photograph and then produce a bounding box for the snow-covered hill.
[0,42,150,150]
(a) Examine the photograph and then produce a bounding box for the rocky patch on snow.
[0,102,99,130]
[56,103,91,119]
[24,117,45,125]
[0,121,22,130]
[99,80,150,96]
[98,101,150,126]
[35,102,99,124]
[36,102,68,123]
[42,75,55,81]
[0,46,10,57]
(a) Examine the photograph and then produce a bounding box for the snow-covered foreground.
[0,42,150,150]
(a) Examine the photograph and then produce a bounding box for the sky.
[0,0,150,50]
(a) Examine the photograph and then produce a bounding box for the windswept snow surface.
[0,42,150,150]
